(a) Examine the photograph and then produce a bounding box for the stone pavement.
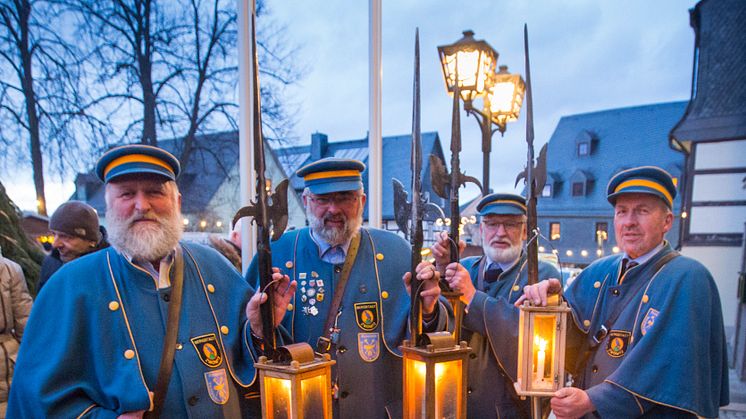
[723,367,746,418]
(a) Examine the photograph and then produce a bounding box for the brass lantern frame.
[255,343,336,419]
[514,299,571,397]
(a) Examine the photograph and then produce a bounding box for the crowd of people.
[0,144,730,418]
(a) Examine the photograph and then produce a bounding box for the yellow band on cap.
[487,199,527,211]
[104,154,174,179]
[614,179,673,205]
[303,169,361,181]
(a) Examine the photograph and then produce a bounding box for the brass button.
[207,284,215,293]
[287,303,294,311]
[642,295,649,303]
[592,365,599,373]
[381,291,389,299]
[176,343,183,350]
[124,349,135,360]
[593,281,601,289]
[109,301,120,311]
[583,320,591,327]
[285,261,294,269]
[221,326,229,335]
[512,285,520,292]
[376,253,384,261]
[612,289,620,296]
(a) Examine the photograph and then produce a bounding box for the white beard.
[483,241,522,265]
[307,208,363,246]
[107,208,183,261]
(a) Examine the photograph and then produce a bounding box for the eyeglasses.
[482,220,525,232]
[308,193,360,207]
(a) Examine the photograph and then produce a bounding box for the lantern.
[437,30,497,103]
[255,343,335,419]
[514,297,571,396]
[401,332,470,419]
[487,65,526,134]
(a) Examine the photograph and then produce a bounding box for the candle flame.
[534,335,548,351]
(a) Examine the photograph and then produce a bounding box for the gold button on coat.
[642,295,649,303]
[124,349,135,359]
[593,281,601,289]
[512,285,520,291]
[221,326,229,335]
[583,320,591,327]
[109,301,120,311]
[287,303,294,311]
[285,261,294,269]
[207,284,215,293]
[376,253,384,261]
[381,291,389,299]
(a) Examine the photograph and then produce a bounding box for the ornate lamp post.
[438,31,526,195]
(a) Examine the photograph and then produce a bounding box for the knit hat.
[49,201,101,243]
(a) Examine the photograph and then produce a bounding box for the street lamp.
[438,31,526,195]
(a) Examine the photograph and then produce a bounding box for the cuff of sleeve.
[587,381,646,418]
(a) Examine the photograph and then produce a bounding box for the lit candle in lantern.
[534,335,547,384]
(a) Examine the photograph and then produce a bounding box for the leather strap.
[317,231,361,353]
[146,246,185,418]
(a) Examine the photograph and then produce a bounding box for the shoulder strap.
[317,231,361,353]
[146,247,185,418]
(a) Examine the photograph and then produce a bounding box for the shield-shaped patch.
[204,368,230,404]
[358,332,380,362]
[354,302,379,331]
[191,333,223,368]
[606,330,631,358]
[641,308,660,336]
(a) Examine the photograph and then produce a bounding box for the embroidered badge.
[191,334,223,368]
[641,308,660,336]
[358,332,380,362]
[204,369,230,404]
[605,330,631,358]
[354,302,379,331]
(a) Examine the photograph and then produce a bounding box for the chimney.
[311,132,328,160]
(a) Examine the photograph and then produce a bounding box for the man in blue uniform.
[428,193,560,418]
[8,145,292,417]
[246,157,448,419]
[519,166,729,418]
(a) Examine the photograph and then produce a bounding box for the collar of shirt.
[309,229,352,260]
[126,248,176,289]
[623,240,666,267]
[483,252,522,274]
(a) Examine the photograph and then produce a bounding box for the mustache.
[489,239,511,246]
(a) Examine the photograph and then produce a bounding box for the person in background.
[209,217,243,271]
[518,166,729,418]
[38,201,109,291]
[0,246,33,418]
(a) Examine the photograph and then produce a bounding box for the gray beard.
[483,241,522,265]
[107,209,183,261]
[307,210,362,246]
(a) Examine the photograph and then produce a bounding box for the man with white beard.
[245,157,449,419]
[8,145,292,418]
[428,193,560,419]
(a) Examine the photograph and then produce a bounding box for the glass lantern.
[437,30,497,103]
[401,332,471,419]
[515,299,571,396]
[256,343,335,419]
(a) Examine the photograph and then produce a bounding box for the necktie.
[484,266,503,285]
[325,246,345,265]
[618,259,638,284]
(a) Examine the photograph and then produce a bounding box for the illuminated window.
[595,222,608,242]
[542,184,552,197]
[550,223,560,241]
[577,142,589,156]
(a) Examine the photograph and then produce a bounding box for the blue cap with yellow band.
[95,145,181,183]
[476,193,527,216]
[296,157,365,195]
[606,166,676,208]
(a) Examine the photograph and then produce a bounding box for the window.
[595,222,608,242]
[550,223,561,241]
[542,184,552,197]
[572,182,584,196]
[577,142,589,156]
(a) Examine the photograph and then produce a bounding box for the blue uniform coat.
[8,243,260,418]
[564,243,729,418]
[247,227,447,419]
[461,253,560,419]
